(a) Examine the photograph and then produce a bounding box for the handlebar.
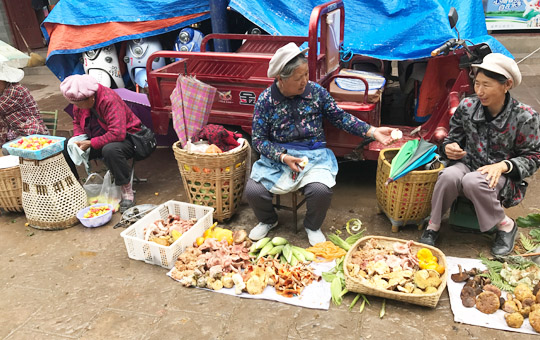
[431,38,457,57]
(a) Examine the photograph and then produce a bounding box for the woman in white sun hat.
[245,42,396,246]
[419,53,540,256]
[0,63,49,149]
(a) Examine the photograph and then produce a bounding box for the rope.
[517,45,540,64]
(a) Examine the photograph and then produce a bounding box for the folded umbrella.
[387,139,437,184]
[388,139,418,180]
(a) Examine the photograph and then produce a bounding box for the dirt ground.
[1,66,540,339]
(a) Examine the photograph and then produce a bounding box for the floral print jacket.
[444,94,540,207]
[252,81,371,162]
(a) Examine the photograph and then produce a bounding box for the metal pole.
[209,0,231,52]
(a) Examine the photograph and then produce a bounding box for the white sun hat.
[0,62,24,83]
[267,42,309,78]
[471,53,521,89]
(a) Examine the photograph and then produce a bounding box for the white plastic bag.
[83,171,122,212]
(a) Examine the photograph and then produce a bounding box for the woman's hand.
[445,142,467,160]
[372,127,396,145]
[477,162,508,188]
[75,140,92,151]
[282,154,304,173]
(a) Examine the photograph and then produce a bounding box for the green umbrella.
[388,139,437,184]
[389,139,418,180]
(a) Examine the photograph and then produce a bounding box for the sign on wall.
[484,0,540,30]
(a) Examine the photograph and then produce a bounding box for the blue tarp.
[229,0,511,60]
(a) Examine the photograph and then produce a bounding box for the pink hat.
[60,74,99,101]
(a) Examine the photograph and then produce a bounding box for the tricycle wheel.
[391,225,399,233]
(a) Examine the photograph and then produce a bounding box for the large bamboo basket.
[0,164,23,212]
[376,148,443,232]
[344,236,447,308]
[19,153,87,230]
[173,140,249,222]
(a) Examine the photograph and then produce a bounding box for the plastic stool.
[273,191,306,233]
[448,196,496,233]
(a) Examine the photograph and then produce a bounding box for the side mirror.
[448,7,458,29]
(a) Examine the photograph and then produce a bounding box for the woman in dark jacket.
[419,53,540,255]
[60,74,142,211]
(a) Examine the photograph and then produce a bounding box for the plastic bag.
[83,171,122,212]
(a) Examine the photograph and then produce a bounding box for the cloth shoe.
[249,221,278,240]
[491,223,518,256]
[419,229,439,246]
[119,198,135,213]
[305,228,326,246]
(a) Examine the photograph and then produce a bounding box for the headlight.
[123,56,130,64]
[85,49,99,60]
[180,45,189,52]
[105,56,113,63]
[250,27,262,35]
[132,38,143,45]
[179,31,191,44]
[132,46,144,58]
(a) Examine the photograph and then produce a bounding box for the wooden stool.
[273,191,306,233]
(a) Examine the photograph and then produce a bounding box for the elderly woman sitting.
[60,74,143,212]
[0,63,48,149]
[419,53,540,255]
[245,43,395,245]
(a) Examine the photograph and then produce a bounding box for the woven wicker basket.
[173,140,249,222]
[376,148,443,232]
[19,153,87,230]
[0,165,23,212]
[344,236,448,308]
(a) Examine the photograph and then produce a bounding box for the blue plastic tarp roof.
[229,0,511,60]
[42,0,210,80]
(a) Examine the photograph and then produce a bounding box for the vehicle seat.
[329,69,386,104]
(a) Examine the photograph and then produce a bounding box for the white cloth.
[446,256,537,335]
[167,260,334,310]
[67,134,91,174]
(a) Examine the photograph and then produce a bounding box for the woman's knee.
[245,179,271,201]
[304,182,333,200]
[436,167,463,188]
[462,172,488,195]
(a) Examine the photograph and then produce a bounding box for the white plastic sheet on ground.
[168,260,334,310]
[446,256,537,335]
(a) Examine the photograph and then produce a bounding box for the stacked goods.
[248,236,315,266]
[344,236,447,307]
[144,214,197,246]
[169,230,321,297]
[452,261,540,332]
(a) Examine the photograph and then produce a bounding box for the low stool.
[448,196,496,234]
[273,190,306,233]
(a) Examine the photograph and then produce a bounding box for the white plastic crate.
[120,200,214,269]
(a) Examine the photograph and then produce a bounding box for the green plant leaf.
[530,228,540,242]
[520,232,537,252]
[516,213,540,228]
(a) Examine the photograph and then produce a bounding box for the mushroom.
[533,282,540,296]
[530,310,540,333]
[460,286,477,308]
[451,264,470,282]
[414,269,442,289]
[505,312,524,328]
[232,273,245,295]
[233,229,248,244]
[476,291,500,314]
[483,284,501,298]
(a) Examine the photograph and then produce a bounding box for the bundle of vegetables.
[143,215,197,246]
[248,236,315,266]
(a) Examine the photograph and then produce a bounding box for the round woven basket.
[0,165,23,212]
[19,153,87,230]
[172,141,249,222]
[376,148,444,232]
[343,236,447,308]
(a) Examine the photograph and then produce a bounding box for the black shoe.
[491,224,518,256]
[120,199,135,213]
[419,229,439,246]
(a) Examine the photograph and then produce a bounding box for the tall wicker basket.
[173,141,249,222]
[19,153,87,230]
[376,148,443,232]
[0,164,23,212]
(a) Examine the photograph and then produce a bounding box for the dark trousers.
[63,138,135,186]
[245,178,333,231]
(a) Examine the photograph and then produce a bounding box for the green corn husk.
[349,294,361,311]
[328,233,351,251]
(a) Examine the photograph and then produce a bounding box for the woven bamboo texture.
[173,141,249,222]
[19,153,87,230]
[344,236,448,308]
[0,165,23,212]
[376,148,443,231]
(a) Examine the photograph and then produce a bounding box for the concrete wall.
[0,2,13,45]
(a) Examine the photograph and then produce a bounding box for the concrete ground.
[2,39,540,339]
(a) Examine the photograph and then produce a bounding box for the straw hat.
[0,63,24,83]
[471,53,522,89]
[267,42,309,78]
